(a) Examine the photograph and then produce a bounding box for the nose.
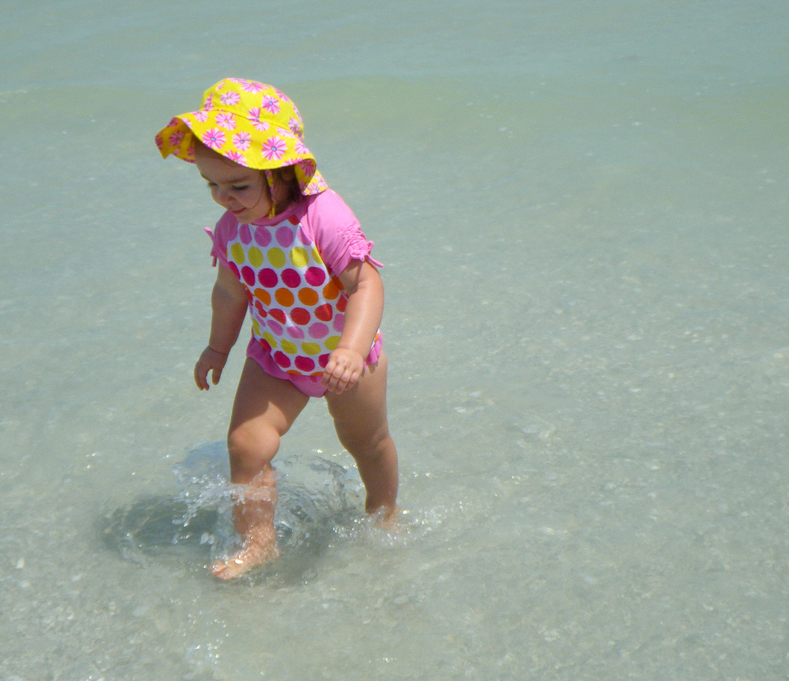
[213,186,236,209]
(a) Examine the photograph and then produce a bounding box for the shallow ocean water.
[2,0,788,679]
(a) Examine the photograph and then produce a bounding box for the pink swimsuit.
[208,190,383,397]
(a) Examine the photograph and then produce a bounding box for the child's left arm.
[322,260,384,394]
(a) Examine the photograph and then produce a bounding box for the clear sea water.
[2,0,788,679]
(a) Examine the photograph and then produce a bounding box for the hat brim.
[155,113,326,196]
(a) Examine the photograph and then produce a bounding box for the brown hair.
[268,166,302,215]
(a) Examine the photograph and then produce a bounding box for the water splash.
[101,444,366,571]
[101,442,442,582]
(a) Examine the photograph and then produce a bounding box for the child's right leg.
[212,358,309,580]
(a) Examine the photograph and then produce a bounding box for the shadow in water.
[98,445,367,585]
[99,495,218,564]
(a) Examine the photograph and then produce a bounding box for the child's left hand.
[322,347,365,394]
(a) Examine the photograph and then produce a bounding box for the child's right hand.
[194,346,230,390]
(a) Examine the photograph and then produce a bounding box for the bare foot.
[211,541,280,580]
[371,505,400,532]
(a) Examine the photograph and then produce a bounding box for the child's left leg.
[324,351,398,516]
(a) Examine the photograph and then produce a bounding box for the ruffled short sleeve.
[301,190,383,276]
[205,212,238,269]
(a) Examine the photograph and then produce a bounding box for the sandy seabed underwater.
[1,0,788,679]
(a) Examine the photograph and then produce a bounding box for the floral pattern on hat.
[155,78,327,196]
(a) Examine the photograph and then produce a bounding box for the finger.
[339,365,355,392]
[320,362,330,385]
[323,368,338,391]
[340,367,363,393]
[195,363,209,391]
[323,365,342,392]
[330,365,355,394]
[211,367,222,385]
[321,359,339,387]
[342,368,360,392]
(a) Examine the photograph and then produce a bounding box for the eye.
[232,185,249,192]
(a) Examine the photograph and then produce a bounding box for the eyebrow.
[200,173,252,184]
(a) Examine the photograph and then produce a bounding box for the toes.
[211,555,248,580]
[210,545,280,580]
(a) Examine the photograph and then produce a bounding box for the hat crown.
[202,79,305,141]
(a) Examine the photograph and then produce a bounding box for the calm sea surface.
[2,1,788,679]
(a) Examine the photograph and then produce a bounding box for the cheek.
[244,185,268,209]
[239,190,256,207]
[209,187,224,205]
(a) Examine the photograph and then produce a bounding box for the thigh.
[229,358,310,447]
[324,351,390,444]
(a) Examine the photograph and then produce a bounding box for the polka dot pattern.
[226,218,347,376]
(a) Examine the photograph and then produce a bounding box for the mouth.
[230,208,245,215]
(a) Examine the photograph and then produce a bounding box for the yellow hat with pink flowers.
[155,78,327,196]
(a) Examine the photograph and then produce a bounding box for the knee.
[227,421,280,482]
[336,420,392,460]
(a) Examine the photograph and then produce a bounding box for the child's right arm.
[194,266,248,391]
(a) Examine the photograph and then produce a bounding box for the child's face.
[194,143,271,223]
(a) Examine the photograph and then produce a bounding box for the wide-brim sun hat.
[155,78,327,196]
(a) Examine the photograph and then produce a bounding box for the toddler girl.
[155,78,398,579]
